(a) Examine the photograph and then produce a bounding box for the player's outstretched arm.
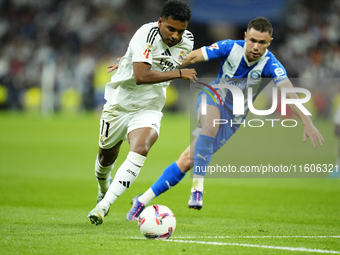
[107,58,198,83]
[180,48,206,68]
[279,81,324,148]
[133,62,197,84]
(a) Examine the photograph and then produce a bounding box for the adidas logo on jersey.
[161,49,171,56]
[119,180,131,188]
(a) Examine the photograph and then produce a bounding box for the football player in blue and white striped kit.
[126,17,324,220]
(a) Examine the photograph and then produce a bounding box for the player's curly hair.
[160,0,191,22]
[247,17,273,36]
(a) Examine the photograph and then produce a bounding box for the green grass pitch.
[0,111,339,255]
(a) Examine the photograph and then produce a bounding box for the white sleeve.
[130,25,154,65]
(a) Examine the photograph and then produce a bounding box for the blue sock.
[193,134,215,176]
[151,162,186,196]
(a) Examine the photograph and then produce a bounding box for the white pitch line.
[172,236,340,239]
[165,239,340,254]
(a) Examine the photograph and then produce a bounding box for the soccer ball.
[138,204,176,240]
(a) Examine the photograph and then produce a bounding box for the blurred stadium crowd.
[0,0,339,117]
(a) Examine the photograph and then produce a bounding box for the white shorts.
[98,103,163,149]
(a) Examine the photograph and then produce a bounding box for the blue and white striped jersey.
[201,39,288,122]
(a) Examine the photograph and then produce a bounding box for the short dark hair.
[160,0,191,22]
[247,17,273,36]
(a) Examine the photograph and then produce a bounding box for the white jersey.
[104,22,194,112]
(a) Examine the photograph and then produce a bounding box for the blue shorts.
[192,89,238,153]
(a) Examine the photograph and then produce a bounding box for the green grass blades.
[0,112,339,255]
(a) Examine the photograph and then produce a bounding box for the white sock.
[102,151,146,205]
[138,188,156,205]
[191,174,204,192]
[95,155,114,194]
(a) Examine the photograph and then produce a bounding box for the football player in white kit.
[87,0,197,225]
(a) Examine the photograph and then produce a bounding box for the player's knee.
[201,122,218,137]
[130,144,150,157]
[98,153,115,167]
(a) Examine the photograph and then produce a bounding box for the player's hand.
[180,68,198,83]
[107,64,119,73]
[107,57,122,73]
[303,123,324,148]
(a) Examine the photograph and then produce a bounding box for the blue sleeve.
[263,54,289,86]
[203,39,234,61]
